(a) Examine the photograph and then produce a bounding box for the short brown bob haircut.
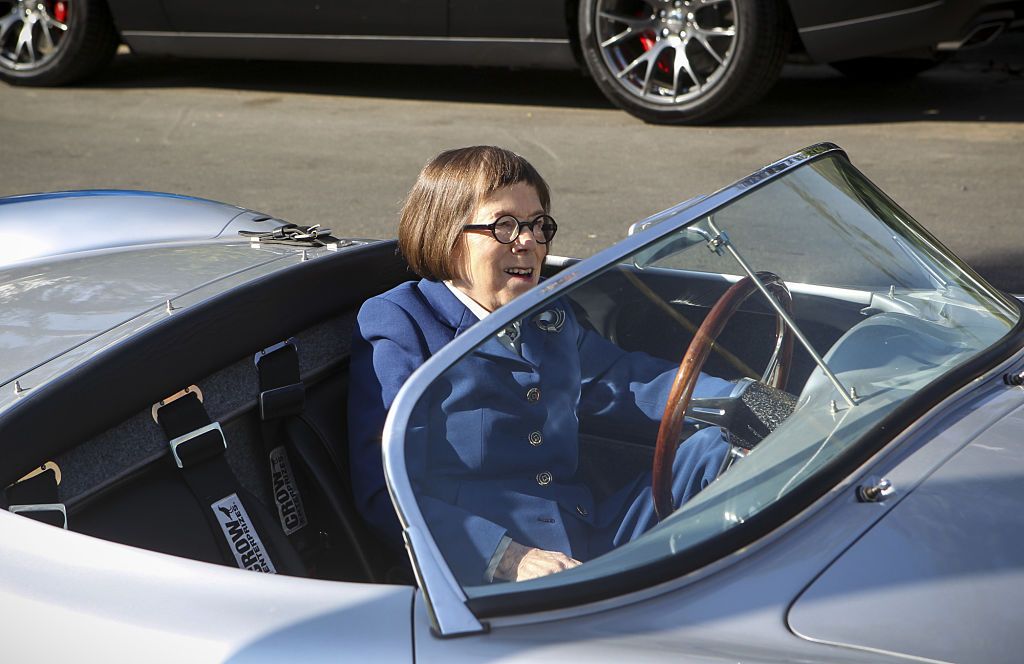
[398,146,551,281]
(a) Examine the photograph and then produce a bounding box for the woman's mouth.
[504,267,534,280]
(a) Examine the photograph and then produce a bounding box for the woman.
[348,146,732,585]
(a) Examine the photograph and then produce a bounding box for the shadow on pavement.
[965,248,1024,296]
[88,55,614,110]
[85,32,1024,125]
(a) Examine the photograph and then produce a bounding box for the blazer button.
[576,505,588,517]
[536,471,553,486]
[528,431,543,446]
[526,387,541,403]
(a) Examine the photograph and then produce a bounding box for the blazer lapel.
[417,279,476,336]
[521,305,570,369]
[417,280,528,366]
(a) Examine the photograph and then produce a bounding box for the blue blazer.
[348,279,731,584]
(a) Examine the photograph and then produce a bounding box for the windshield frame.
[381,143,1024,634]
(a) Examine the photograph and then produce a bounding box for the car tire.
[578,0,791,124]
[830,57,943,81]
[0,0,118,86]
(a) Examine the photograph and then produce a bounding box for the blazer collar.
[417,279,539,368]
[417,279,478,336]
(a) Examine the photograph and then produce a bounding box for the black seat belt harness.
[154,388,281,574]
[254,340,318,559]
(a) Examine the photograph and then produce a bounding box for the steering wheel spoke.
[686,394,736,429]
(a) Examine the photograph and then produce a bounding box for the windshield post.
[705,217,858,408]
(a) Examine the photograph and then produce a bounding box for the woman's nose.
[514,225,537,249]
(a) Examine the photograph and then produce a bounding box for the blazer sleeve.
[576,320,733,439]
[348,295,430,548]
[348,294,509,582]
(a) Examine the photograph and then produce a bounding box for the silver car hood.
[0,190,337,407]
[0,190,287,267]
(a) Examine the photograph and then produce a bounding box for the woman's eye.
[495,218,518,232]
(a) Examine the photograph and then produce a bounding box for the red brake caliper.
[638,16,671,73]
[54,1,68,23]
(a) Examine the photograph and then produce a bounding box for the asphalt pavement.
[1,32,1022,291]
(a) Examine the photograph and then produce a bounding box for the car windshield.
[391,153,1019,602]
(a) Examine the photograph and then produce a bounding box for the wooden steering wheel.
[652,272,794,520]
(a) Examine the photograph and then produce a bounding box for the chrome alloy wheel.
[0,0,69,71]
[596,0,737,105]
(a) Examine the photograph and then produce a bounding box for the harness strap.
[155,391,294,574]
[255,341,318,560]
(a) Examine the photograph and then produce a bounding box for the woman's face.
[452,181,548,312]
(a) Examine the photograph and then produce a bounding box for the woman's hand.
[494,541,581,581]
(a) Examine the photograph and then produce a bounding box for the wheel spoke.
[598,10,653,30]
[600,27,639,49]
[671,45,683,95]
[693,31,724,65]
[641,41,670,94]
[694,25,736,38]
[674,38,701,93]
[693,0,730,6]
[16,20,35,64]
[0,10,20,44]
[43,15,68,32]
[39,19,54,52]
[616,50,650,79]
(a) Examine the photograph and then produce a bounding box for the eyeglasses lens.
[492,216,556,244]
[493,217,519,243]
[539,218,556,243]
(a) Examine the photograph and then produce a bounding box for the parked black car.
[0,0,1020,123]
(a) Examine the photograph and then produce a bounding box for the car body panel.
[789,0,1017,61]
[410,350,1024,662]
[448,0,569,39]
[119,33,579,69]
[0,190,280,267]
[789,399,1024,663]
[0,243,291,392]
[0,237,375,417]
[105,0,170,32]
[0,509,415,662]
[0,190,366,411]
[106,0,1020,68]
[160,0,447,36]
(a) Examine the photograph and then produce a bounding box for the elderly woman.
[348,146,732,585]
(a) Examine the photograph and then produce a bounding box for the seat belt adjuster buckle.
[169,422,227,469]
[9,503,68,529]
[151,385,204,424]
[253,338,297,369]
[259,383,305,420]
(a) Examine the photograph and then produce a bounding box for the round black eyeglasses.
[463,214,557,245]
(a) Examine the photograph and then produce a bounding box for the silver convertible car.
[1,144,1022,662]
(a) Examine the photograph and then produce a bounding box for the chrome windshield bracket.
[706,230,729,256]
[403,525,487,638]
[706,217,857,408]
[891,234,949,293]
